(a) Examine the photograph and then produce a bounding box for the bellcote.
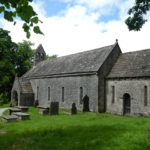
[34,44,46,65]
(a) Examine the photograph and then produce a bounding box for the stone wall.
[30,75,99,112]
[11,77,21,106]
[20,93,34,106]
[106,78,150,116]
[98,43,121,112]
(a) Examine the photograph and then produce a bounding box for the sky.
[0,0,150,56]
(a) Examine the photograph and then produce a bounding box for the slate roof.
[23,44,115,78]
[19,78,33,93]
[107,49,150,78]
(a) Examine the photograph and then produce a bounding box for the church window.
[48,87,50,100]
[112,86,115,104]
[144,86,148,106]
[62,87,64,102]
[80,87,83,104]
[37,86,39,100]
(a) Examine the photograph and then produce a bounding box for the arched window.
[80,87,83,104]
[62,87,64,102]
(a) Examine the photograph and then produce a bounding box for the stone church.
[11,40,150,116]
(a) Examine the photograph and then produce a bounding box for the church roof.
[23,44,116,78]
[19,78,33,93]
[107,49,150,78]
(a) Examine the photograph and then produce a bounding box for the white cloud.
[31,0,47,17]
[0,0,150,57]
[119,0,135,20]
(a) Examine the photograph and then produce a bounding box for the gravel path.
[0,108,9,116]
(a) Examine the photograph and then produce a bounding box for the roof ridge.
[37,44,115,65]
[122,48,150,55]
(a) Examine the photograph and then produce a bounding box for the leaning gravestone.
[83,95,90,112]
[49,102,59,115]
[71,103,77,115]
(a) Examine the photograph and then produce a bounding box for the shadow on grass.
[0,123,148,150]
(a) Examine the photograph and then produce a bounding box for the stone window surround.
[80,87,83,104]
[62,87,64,102]
[37,86,39,100]
[144,85,148,106]
[112,86,115,104]
[48,87,50,101]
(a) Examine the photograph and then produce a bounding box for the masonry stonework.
[30,75,99,112]
[106,79,150,116]
[12,41,150,117]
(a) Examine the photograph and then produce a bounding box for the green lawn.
[0,103,10,108]
[0,107,149,150]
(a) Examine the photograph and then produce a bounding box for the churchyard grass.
[0,107,149,150]
[0,103,9,108]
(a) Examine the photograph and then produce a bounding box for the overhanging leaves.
[125,0,150,31]
[0,0,43,38]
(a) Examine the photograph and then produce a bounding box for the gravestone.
[37,106,49,115]
[34,100,39,107]
[13,112,30,120]
[16,106,29,112]
[49,102,59,115]
[83,95,90,112]
[9,107,21,115]
[42,108,49,115]
[71,103,77,115]
[2,115,18,123]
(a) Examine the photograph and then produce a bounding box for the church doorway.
[13,91,18,106]
[123,93,131,115]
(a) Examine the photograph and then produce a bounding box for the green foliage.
[0,108,150,150]
[16,40,34,77]
[0,0,43,38]
[46,54,57,60]
[0,103,10,108]
[0,28,18,101]
[0,28,34,102]
[0,93,9,104]
[125,0,150,31]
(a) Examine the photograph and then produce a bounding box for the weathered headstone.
[83,95,90,112]
[2,115,18,123]
[16,106,29,112]
[9,107,21,115]
[13,112,30,120]
[34,100,39,107]
[42,108,49,115]
[71,103,77,115]
[49,102,59,115]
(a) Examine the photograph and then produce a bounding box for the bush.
[0,92,10,104]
